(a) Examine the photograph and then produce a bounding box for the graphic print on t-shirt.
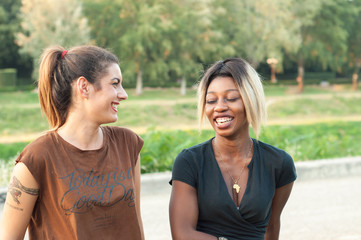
[59,167,135,215]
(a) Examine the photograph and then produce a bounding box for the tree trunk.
[180,77,186,96]
[352,59,360,91]
[297,55,304,93]
[136,70,143,95]
[270,64,277,83]
[352,73,358,91]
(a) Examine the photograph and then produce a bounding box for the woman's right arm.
[169,180,218,240]
[0,162,39,240]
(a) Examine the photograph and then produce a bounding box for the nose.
[214,98,228,112]
[117,87,128,101]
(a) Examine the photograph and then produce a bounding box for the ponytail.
[38,46,67,129]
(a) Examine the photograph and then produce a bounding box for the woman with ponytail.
[0,45,145,239]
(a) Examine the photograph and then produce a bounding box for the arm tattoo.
[6,202,24,211]
[8,176,39,205]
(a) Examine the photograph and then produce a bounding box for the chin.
[215,128,242,138]
[101,117,118,125]
[109,118,118,123]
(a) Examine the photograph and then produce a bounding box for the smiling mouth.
[111,103,118,112]
[215,117,233,125]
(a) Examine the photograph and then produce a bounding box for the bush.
[0,68,17,87]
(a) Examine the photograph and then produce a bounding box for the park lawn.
[1,85,361,185]
[1,87,361,137]
[0,93,361,138]
[1,120,360,175]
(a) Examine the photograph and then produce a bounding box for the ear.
[76,76,90,99]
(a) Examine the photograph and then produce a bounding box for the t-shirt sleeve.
[15,138,48,189]
[170,149,197,189]
[276,152,297,188]
[114,127,144,165]
[16,150,39,184]
[128,130,144,162]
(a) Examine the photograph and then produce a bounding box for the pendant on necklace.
[233,183,240,193]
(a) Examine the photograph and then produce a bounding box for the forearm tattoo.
[8,176,39,205]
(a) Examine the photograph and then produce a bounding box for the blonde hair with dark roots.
[197,58,267,137]
[37,45,119,129]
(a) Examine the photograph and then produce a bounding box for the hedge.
[0,68,17,87]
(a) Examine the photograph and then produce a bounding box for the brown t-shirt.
[16,126,144,240]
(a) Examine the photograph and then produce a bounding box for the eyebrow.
[206,89,239,94]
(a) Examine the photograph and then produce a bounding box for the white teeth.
[112,104,118,110]
[215,117,233,124]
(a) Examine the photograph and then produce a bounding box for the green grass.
[1,121,360,178]
[139,121,361,173]
[1,85,361,185]
[126,88,198,100]
[0,90,39,104]
[1,87,361,137]
[267,96,361,118]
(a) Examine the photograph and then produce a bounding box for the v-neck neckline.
[209,138,256,211]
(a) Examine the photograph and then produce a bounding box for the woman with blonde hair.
[0,45,144,239]
[169,58,296,240]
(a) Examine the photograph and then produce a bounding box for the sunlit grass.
[1,86,360,137]
[1,120,360,184]
[1,85,361,185]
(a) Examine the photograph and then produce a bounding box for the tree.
[243,0,301,70]
[0,0,32,79]
[290,0,354,92]
[0,0,21,68]
[286,0,324,92]
[346,1,361,90]
[119,0,172,94]
[164,0,227,95]
[84,0,172,95]
[17,0,90,79]
[211,0,301,83]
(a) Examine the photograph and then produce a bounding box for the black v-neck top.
[170,138,297,240]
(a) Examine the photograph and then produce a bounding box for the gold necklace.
[215,139,253,194]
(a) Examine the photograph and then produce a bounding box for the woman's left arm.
[265,182,294,240]
[135,154,145,240]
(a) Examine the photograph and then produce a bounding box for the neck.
[213,135,253,163]
[57,115,103,151]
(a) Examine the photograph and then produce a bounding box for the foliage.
[0,0,32,78]
[83,0,172,94]
[140,121,361,173]
[17,0,91,79]
[1,0,360,88]
[0,68,17,87]
[217,0,301,69]
[1,87,361,185]
[346,1,361,75]
[163,0,226,95]
[1,122,361,177]
[0,0,21,68]
[293,0,356,71]
[0,142,28,162]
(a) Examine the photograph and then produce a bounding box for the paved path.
[1,175,361,240]
[141,175,361,240]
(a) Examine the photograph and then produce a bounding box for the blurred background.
[1,0,361,182]
[1,1,361,239]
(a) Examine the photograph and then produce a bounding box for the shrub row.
[1,121,360,174]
